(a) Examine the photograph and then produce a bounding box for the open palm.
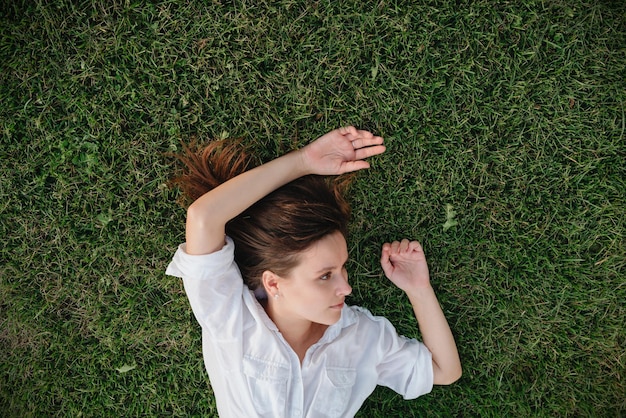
[300,126,385,175]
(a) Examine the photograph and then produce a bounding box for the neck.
[265,301,327,361]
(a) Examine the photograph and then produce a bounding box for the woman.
[166,126,461,417]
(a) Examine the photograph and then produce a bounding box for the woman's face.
[276,231,352,326]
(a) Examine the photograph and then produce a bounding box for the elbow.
[445,366,462,385]
[433,363,462,385]
[186,201,204,221]
[187,201,216,228]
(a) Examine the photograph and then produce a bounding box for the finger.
[345,128,374,142]
[351,136,383,149]
[400,239,410,252]
[355,129,375,139]
[380,243,388,259]
[390,240,401,254]
[340,160,371,173]
[340,126,358,138]
[354,144,386,160]
[380,244,394,277]
[408,241,423,253]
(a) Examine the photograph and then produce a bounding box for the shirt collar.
[318,304,358,343]
[247,289,280,331]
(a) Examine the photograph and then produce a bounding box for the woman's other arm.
[185,127,385,255]
[380,240,462,385]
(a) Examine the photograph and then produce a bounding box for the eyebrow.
[314,258,349,274]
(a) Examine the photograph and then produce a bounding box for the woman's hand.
[380,239,431,292]
[300,126,385,175]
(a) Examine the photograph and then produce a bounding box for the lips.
[330,302,344,309]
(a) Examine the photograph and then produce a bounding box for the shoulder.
[338,305,425,367]
[166,236,237,280]
[344,305,400,335]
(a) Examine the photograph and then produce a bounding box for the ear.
[262,270,281,298]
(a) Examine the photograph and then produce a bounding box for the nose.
[337,271,352,296]
[340,283,352,297]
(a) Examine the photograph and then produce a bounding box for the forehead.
[297,231,348,268]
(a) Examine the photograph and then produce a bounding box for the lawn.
[1,0,624,416]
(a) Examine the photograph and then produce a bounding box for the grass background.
[1,0,624,416]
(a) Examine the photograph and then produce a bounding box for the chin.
[322,312,342,326]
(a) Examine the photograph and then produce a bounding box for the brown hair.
[172,138,352,290]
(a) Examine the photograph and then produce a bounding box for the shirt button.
[294,411,301,416]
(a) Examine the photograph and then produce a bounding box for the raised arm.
[185,127,385,255]
[380,240,462,385]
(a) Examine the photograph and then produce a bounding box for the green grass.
[1,0,624,416]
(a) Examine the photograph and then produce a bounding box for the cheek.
[293,284,329,306]
[285,281,317,300]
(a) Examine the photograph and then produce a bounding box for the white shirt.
[166,237,433,418]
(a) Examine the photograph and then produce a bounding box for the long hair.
[171,138,352,290]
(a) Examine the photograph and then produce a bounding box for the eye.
[319,272,332,281]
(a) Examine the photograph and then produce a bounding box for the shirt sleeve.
[374,315,434,399]
[165,236,245,339]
